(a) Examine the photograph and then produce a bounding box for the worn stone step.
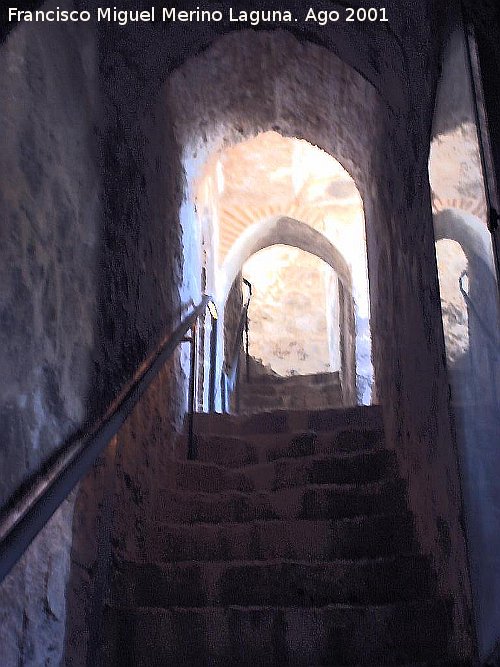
[104,600,452,665]
[240,381,341,394]
[156,478,406,524]
[239,381,341,403]
[112,555,436,608]
[192,405,383,437]
[183,434,260,467]
[238,395,343,413]
[240,383,341,400]
[149,513,417,562]
[299,478,406,520]
[241,379,340,391]
[187,428,386,468]
[236,449,398,490]
[175,460,253,493]
[238,391,343,413]
[243,371,341,388]
[176,449,396,494]
[262,428,385,461]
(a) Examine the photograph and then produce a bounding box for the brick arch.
[432,194,487,222]
[433,208,495,269]
[219,216,352,304]
[219,216,357,404]
[433,207,499,401]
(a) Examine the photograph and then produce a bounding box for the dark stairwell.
[102,404,459,666]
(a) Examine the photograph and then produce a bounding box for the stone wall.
[243,246,338,377]
[64,359,183,666]
[0,6,100,664]
[64,34,194,665]
[0,5,100,513]
[431,14,500,658]
[0,4,192,664]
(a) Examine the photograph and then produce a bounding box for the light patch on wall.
[216,160,225,194]
[243,245,338,377]
[435,239,469,364]
[430,122,487,220]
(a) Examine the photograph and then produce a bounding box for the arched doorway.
[219,217,357,406]
[194,130,373,409]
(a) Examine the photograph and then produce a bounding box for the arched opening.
[162,30,381,415]
[433,208,499,404]
[193,132,372,409]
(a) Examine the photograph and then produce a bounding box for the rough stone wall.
[0,7,100,665]
[65,360,183,667]
[0,5,192,666]
[464,0,500,225]
[0,6,100,513]
[88,60,186,416]
[338,282,357,406]
[64,41,192,665]
[243,246,338,377]
[467,0,500,443]
[431,10,500,658]
[364,83,476,664]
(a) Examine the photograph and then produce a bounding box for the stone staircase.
[236,371,343,412]
[103,406,459,665]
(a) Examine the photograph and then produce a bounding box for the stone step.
[149,513,418,562]
[112,555,436,608]
[240,380,341,398]
[176,449,396,493]
[243,371,341,388]
[156,478,406,524]
[238,390,342,409]
[175,460,253,493]
[239,392,342,415]
[264,429,386,461]
[240,378,341,397]
[237,375,343,412]
[104,600,452,665]
[192,405,383,437]
[237,389,343,413]
[235,449,398,491]
[186,428,386,467]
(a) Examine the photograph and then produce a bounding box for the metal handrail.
[0,295,214,585]
[222,279,252,404]
[224,305,249,389]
